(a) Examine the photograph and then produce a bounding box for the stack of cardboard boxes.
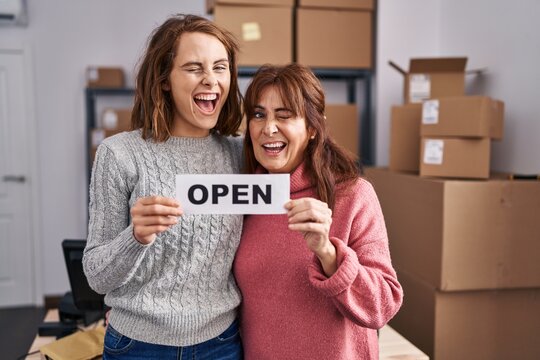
[389,57,504,179]
[209,0,373,68]
[365,57,540,359]
[85,66,129,164]
[210,0,372,158]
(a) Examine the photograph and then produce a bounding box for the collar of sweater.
[256,162,313,193]
[160,132,218,152]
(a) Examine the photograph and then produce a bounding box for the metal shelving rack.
[85,68,374,182]
[84,87,135,181]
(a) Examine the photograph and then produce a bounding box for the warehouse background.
[0,0,538,301]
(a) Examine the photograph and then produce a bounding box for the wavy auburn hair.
[243,64,361,209]
[132,14,242,141]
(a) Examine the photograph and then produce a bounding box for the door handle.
[2,175,26,183]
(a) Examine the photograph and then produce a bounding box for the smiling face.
[248,86,312,174]
[166,32,230,137]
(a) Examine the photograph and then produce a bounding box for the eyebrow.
[254,105,292,113]
[180,58,229,67]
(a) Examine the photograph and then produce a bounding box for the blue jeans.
[102,319,243,360]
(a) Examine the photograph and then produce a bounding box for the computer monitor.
[62,239,105,313]
[38,240,107,337]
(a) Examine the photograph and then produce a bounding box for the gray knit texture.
[83,129,244,346]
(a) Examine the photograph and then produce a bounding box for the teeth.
[194,93,217,101]
[263,142,285,148]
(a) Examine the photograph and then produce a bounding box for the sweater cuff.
[308,237,360,297]
[118,223,152,251]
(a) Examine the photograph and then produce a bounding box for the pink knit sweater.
[234,164,403,359]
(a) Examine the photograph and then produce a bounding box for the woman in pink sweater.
[233,63,403,360]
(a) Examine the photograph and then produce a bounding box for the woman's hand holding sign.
[131,196,183,245]
[285,198,337,276]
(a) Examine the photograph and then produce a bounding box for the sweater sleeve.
[307,180,403,329]
[83,142,150,294]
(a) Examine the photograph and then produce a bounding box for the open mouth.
[262,141,286,154]
[194,93,219,113]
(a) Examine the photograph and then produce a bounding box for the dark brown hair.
[243,63,360,209]
[132,14,242,141]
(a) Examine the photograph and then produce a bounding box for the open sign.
[176,174,290,214]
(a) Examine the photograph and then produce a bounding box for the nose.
[202,73,217,87]
[263,119,278,136]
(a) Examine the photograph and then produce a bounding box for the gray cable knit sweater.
[83,129,244,346]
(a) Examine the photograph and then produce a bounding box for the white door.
[0,48,35,307]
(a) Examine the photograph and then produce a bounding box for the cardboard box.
[101,108,132,131]
[420,137,490,179]
[207,0,293,13]
[364,167,540,291]
[389,104,421,172]
[86,67,124,88]
[298,0,374,10]
[390,269,540,360]
[421,96,504,140]
[296,8,372,68]
[214,5,292,66]
[325,104,359,158]
[389,57,469,104]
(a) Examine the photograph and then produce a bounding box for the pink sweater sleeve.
[307,179,403,329]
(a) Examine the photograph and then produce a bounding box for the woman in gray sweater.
[83,14,244,359]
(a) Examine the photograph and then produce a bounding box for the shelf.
[238,67,371,79]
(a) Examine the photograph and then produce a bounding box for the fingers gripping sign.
[285,198,337,276]
[131,196,184,245]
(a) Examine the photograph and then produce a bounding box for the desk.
[379,325,429,360]
[26,310,104,360]
[27,310,428,359]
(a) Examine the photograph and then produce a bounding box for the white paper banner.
[176,174,290,214]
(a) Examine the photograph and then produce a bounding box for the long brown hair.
[243,64,360,209]
[132,14,242,141]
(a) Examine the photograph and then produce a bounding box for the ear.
[162,81,171,91]
[309,128,316,140]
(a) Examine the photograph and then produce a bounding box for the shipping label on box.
[422,139,444,165]
[409,74,431,103]
[242,22,261,41]
[422,99,439,124]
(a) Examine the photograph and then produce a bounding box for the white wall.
[375,0,441,166]
[438,0,540,173]
[376,0,540,174]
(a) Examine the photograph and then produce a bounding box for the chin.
[196,117,219,129]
